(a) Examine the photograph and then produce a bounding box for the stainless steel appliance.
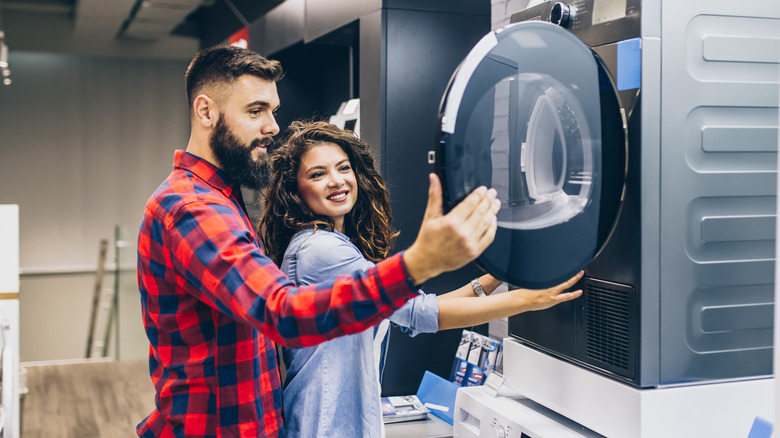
[434,0,780,389]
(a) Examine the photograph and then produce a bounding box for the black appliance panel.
[506,2,644,386]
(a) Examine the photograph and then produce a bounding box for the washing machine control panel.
[510,0,641,46]
[489,419,509,438]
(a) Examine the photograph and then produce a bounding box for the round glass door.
[435,21,626,288]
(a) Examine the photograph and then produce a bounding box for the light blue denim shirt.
[280,228,439,438]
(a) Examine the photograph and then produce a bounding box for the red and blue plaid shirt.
[136,150,417,437]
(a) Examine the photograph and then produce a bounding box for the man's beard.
[209,116,273,190]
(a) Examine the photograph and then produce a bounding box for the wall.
[0,52,190,362]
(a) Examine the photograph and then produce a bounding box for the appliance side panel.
[659,0,780,384]
[639,35,663,387]
[640,0,661,39]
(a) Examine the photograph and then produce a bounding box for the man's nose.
[263,114,280,137]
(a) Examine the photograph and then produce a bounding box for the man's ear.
[193,94,218,128]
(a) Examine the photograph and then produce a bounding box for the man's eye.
[249,109,260,116]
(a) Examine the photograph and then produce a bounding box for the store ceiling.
[0,0,283,60]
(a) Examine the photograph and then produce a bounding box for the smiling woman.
[261,120,398,266]
[257,120,583,438]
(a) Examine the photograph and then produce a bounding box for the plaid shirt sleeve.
[155,195,416,347]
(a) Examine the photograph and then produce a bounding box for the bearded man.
[136,45,500,437]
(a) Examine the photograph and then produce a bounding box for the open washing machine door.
[434,21,627,289]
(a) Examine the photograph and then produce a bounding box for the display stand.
[500,339,773,438]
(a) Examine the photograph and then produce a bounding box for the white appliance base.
[470,339,774,438]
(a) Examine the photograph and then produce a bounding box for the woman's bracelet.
[471,278,487,297]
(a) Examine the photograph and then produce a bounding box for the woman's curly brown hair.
[258,120,399,266]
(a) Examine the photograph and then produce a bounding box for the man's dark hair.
[185,45,284,110]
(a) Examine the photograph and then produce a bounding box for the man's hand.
[404,173,500,285]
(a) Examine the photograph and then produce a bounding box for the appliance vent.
[585,283,631,371]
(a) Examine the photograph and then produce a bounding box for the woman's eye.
[311,172,324,179]
[339,165,351,172]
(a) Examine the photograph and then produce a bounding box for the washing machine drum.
[436,21,626,289]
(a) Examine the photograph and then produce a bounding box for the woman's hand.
[509,270,584,311]
[436,271,584,330]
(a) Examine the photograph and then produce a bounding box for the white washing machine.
[453,384,603,438]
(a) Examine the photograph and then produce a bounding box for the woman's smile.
[327,190,349,201]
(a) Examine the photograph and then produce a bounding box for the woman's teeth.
[328,192,347,201]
